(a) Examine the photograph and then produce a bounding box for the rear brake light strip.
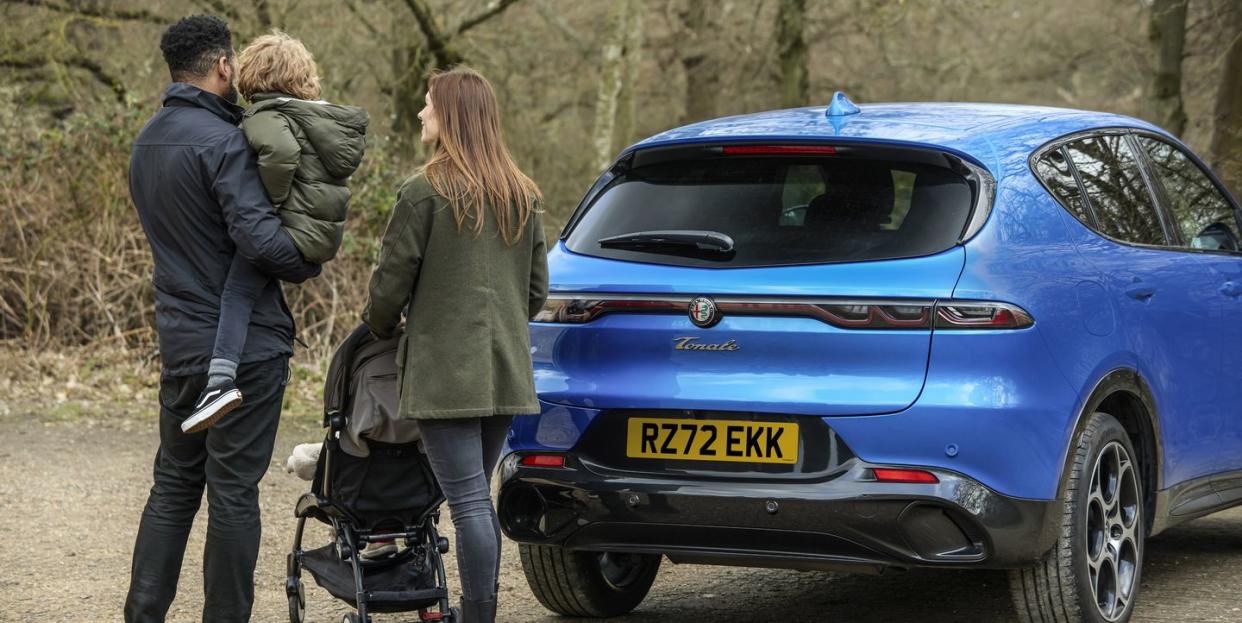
[534,296,1032,330]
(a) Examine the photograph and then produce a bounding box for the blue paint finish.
[627,103,1168,179]
[548,242,964,297]
[514,100,1242,504]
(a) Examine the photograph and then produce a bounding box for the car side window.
[1033,147,1093,226]
[1136,136,1241,252]
[1064,135,1167,246]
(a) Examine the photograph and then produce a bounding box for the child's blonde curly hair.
[237,30,321,101]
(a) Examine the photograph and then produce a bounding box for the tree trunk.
[592,0,630,172]
[1211,2,1242,196]
[1146,0,1187,135]
[391,37,431,147]
[776,0,808,108]
[614,0,644,154]
[680,0,718,123]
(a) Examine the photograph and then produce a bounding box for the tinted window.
[1137,136,1241,252]
[1034,147,1093,225]
[565,156,974,267]
[1064,135,1167,246]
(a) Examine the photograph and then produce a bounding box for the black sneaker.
[182,380,243,434]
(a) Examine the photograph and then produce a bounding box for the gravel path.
[1,416,1240,622]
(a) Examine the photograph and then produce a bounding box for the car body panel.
[535,244,966,417]
[503,100,1242,571]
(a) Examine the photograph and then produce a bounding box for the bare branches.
[401,0,464,65]
[533,0,589,54]
[2,0,169,24]
[455,0,521,37]
[0,53,126,102]
[188,0,240,23]
[62,55,126,102]
[399,0,522,67]
[342,0,380,37]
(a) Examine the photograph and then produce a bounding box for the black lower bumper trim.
[498,457,1060,571]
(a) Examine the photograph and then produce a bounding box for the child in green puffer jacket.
[184,30,369,433]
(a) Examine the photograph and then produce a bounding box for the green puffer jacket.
[241,92,369,264]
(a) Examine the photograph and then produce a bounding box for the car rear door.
[1050,132,1227,490]
[1133,133,1242,496]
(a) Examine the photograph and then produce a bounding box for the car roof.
[627,102,1170,176]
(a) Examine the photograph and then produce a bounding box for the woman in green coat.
[362,67,547,623]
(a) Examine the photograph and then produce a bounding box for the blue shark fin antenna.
[825,91,861,117]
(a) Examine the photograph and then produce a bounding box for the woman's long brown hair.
[421,67,541,243]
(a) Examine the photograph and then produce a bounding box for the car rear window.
[564,155,974,267]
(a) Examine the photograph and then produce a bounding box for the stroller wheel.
[286,576,305,623]
[341,613,367,623]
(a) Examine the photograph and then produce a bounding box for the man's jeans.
[124,357,288,623]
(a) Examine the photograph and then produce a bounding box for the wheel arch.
[1057,367,1163,538]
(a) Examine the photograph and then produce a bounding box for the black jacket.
[130,83,320,376]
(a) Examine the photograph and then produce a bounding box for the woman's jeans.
[419,415,514,604]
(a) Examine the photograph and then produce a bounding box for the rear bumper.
[497,455,1060,572]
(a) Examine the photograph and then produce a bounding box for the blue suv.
[497,94,1242,623]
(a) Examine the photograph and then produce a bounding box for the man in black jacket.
[124,16,319,623]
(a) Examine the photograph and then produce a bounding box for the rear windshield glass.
[565,156,974,267]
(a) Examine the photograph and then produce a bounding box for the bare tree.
[776,0,807,108]
[614,0,645,154]
[0,0,170,104]
[1211,2,1242,194]
[679,0,718,123]
[592,0,630,171]
[1146,0,1188,135]
[389,0,521,143]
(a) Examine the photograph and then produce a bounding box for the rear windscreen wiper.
[597,230,735,257]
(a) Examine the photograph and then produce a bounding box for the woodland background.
[1,0,1241,395]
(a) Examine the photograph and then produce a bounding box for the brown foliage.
[0,105,411,357]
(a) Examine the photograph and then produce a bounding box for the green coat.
[241,92,369,263]
[363,174,549,420]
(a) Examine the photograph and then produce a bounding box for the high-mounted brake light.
[873,468,939,484]
[519,454,567,468]
[722,145,837,155]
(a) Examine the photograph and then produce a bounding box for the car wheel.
[1009,411,1144,623]
[519,544,661,617]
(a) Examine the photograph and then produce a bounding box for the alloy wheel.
[1085,440,1141,621]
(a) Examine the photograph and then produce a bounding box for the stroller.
[286,324,458,623]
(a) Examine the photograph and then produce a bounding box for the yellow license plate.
[626,418,799,464]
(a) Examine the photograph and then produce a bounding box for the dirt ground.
[2,415,1241,623]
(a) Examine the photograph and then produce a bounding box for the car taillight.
[519,454,567,468]
[935,302,1034,329]
[532,297,683,324]
[533,296,1033,330]
[873,468,939,484]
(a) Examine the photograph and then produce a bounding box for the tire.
[1009,411,1144,623]
[519,544,661,617]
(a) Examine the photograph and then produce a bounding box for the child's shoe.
[182,379,243,433]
